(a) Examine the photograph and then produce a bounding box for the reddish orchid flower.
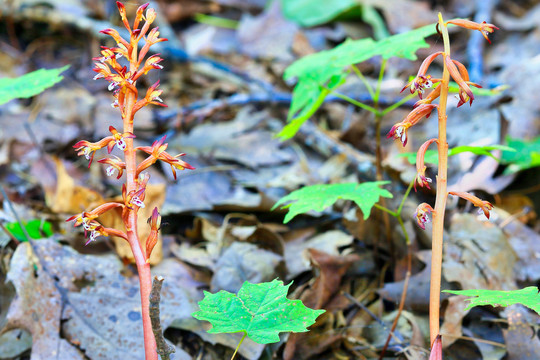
[74,136,114,167]
[449,191,493,218]
[414,202,435,230]
[415,138,438,191]
[98,156,126,179]
[401,52,443,98]
[446,19,499,44]
[387,104,437,146]
[136,135,194,179]
[107,126,135,153]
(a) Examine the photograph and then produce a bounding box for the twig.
[156,92,416,125]
[343,292,405,345]
[378,243,412,359]
[149,276,175,360]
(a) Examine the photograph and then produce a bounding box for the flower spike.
[448,191,493,219]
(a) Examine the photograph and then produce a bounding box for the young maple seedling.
[387,14,498,358]
[66,2,193,359]
[192,279,325,360]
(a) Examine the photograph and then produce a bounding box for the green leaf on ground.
[501,136,540,174]
[281,24,438,140]
[444,287,540,315]
[399,144,515,165]
[281,0,359,27]
[5,220,53,241]
[192,279,325,344]
[0,65,69,105]
[271,181,393,223]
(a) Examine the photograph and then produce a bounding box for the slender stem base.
[137,261,157,360]
[429,13,451,346]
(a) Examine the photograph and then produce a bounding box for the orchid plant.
[66,2,193,359]
[386,14,498,358]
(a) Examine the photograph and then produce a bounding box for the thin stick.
[343,292,404,344]
[378,242,411,359]
[149,276,175,360]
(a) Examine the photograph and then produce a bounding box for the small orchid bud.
[145,8,157,24]
[448,191,494,219]
[133,3,150,30]
[145,207,161,261]
[116,1,131,32]
[100,28,129,48]
[414,203,434,230]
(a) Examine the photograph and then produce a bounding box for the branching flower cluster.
[68,2,193,254]
[66,3,194,358]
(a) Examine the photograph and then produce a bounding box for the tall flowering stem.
[68,2,193,359]
[429,13,451,347]
[387,13,498,357]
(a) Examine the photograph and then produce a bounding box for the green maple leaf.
[444,287,540,315]
[192,279,325,344]
[0,65,69,105]
[271,181,393,223]
[279,24,438,140]
[501,136,540,174]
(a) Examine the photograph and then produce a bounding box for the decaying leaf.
[443,213,517,290]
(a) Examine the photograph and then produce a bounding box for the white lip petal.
[116,139,126,151]
[106,166,116,177]
[132,196,145,208]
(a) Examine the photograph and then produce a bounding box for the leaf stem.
[373,59,387,104]
[351,64,376,100]
[381,92,417,115]
[373,203,397,217]
[231,332,247,360]
[325,89,378,113]
[397,179,415,216]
